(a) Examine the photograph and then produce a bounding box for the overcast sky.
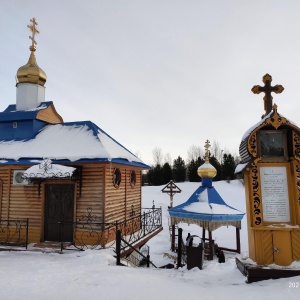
[1,1,300,166]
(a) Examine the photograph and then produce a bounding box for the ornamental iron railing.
[60,205,162,253]
[0,206,162,255]
[0,219,29,248]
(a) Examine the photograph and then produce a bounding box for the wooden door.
[44,184,75,242]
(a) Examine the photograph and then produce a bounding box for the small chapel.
[0,18,159,249]
[236,74,300,271]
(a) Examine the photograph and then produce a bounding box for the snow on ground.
[0,180,300,300]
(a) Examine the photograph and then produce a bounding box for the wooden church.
[0,18,156,248]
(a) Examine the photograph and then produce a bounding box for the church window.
[130,170,136,187]
[113,168,121,188]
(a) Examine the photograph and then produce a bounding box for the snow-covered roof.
[168,180,244,230]
[0,120,148,168]
[236,106,300,174]
[0,102,52,121]
[240,110,298,143]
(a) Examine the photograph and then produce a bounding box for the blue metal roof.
[0,102,53,121]
[168,178,244,222]
[0,101,149,168]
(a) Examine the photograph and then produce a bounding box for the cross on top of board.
[251,74,284,117]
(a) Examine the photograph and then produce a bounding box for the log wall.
[104,164,142,224]
[0,162,143,244]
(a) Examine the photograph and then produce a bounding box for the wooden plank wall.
[104,164,142,224]
[75,163,104,221]
[0,167,9,220]
[0,165,42,241]
[0,162,142,243]
[125,168,142,220]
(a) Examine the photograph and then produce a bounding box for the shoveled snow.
[0,180,299,300]
[0,124,142,163]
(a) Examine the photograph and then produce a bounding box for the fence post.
[146,254,150,268]
[177,228,182,268]
[143,212,146,237]
[25,218,29,250]
[59,221,63,252]
[116,229,121,266]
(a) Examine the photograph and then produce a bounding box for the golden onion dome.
[197,162,217,178]
[197,139,217,179]
[16,46,47,86]
[16,18,47,86]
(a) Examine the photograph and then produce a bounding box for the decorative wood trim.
[293,131,300,160]
[246,106,300,161]
[248,132,258,158]
[250,159,262,226]
[36,103,63,124]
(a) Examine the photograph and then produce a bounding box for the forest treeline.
[143,143,241,186]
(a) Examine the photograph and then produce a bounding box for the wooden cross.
[162,180,181,208]
[27,18,40,51]
[251,74,284,117]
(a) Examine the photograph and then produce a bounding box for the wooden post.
[202,227,206,241]
[25,218,29,250]
[171,225,175,251]
[116,230,121,265]
[177,228,182,267]
[209,231,213,260]
[236,227,241,254]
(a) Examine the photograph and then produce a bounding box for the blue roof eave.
[0,157,150,169]
[168,209,245,222]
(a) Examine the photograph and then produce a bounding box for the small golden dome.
[16,18,47,86]
[197,163,217,178]
[197,139,217,179]
[16,47,47,86]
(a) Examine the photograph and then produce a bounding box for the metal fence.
[0,206,162,253]
[61,206,162,252]
[0,219,29,248]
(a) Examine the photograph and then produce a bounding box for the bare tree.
[187,145,204,164]
[211,140,223,163]
[164,152,172,165]
[152,147,163,166]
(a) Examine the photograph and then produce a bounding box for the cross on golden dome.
[27,18,39,51]
[204,139,211,162]
[251,74,284,117]
[16,18,47,86]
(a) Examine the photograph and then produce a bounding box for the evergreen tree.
[146,168,154,185]
[209,155,222,181]
[172,156,186,182]
[187,157,204,182]
[221,153,236,181]
[152,164,163,185]
[162,162,172,184]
